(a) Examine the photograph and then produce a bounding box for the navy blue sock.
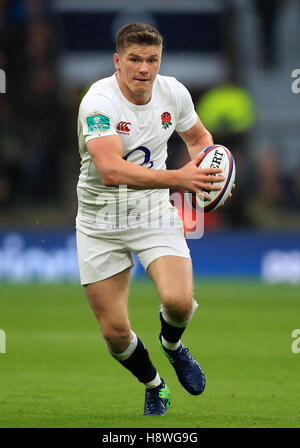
[160,312,186,343]
[117,337,157,384]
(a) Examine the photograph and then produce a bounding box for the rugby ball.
[190,144,235,213]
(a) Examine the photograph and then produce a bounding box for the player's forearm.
[187,131,213,160]
[92,154,180,190]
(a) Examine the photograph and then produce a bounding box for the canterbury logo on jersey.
[117,121,131,134]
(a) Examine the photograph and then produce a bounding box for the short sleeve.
[78,92,118,144]
[174,81,197,133]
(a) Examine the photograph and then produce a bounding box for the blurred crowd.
[0,0,70,208]
[0,0,299,230]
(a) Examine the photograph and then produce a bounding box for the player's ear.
[113,53,120,71]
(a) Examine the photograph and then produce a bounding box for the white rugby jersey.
[76,73,197,230]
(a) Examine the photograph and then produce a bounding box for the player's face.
[114,44,162,105]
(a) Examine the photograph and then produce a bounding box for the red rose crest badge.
[161,112,172,130]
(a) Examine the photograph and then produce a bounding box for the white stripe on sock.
[144,372,161,389]
[109,331,138,361]
[161,336,181,351]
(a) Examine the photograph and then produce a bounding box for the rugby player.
[76,22,226,416]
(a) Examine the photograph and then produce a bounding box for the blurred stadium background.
[1,0,300,429]
[0,0,300,283]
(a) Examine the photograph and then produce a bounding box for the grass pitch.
[0,280,300,428]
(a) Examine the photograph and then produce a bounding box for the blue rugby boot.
[159,334,206,395]
[144,378,171,416]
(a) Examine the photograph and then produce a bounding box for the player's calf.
[108,331,158,383]
[108,331,169,415]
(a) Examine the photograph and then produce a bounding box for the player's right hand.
[176,152,225,200]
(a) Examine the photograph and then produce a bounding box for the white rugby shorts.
[76,210,191,285]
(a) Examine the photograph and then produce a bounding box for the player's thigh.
[147,255,194,318]
[76,228,133,285]
[84,266,132,336]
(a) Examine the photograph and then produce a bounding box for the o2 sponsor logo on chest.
[123,146,153,168]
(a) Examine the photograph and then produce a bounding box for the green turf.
[0,280,300,428]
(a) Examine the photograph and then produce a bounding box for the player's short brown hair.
[116,22,163,54]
